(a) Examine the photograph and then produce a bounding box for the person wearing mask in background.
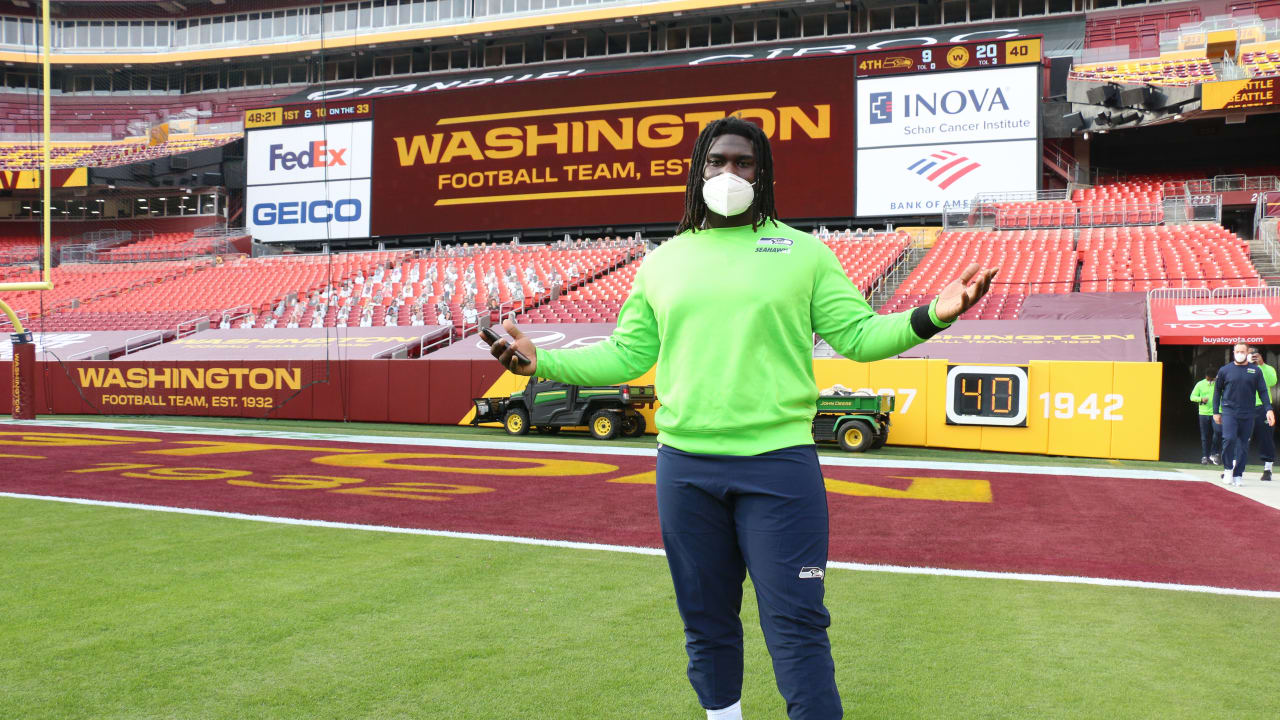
[1248,346,1277,481]
[1214,342,1275,487]
[1190,368,1221,465]
[483,116,998,720]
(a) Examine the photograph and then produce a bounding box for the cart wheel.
[871,432,888,449]
[504,408,529,436]
[621,413,647,438]
[589,410,620,440]
[536,425,560,435]
[837,419,874,452]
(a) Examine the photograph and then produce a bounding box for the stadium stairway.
[868,237,932,311]
[1247,236,1280,285]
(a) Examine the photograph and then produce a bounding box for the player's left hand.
[933,263,1000,323]
[1268,410,1275,427]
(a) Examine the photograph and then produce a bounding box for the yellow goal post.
[0,0,54,334]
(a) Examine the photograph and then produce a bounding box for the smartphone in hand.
[480,326,531,365]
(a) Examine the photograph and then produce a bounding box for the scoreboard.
[241,35,1045,239]
[244,100,373,129]
[855,37,1042,77]
[853,37,1042,217]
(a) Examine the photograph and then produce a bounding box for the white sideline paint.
[2,491,1277,599]
[0,419,1197,481]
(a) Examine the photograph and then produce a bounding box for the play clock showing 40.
[945,365,1028,426]
[944,365,1128,427]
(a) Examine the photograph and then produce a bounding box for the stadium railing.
[123,330,166,355]
[1162,174,1280,197]
[175,315,211,339]
[0,135,241,169]
[948,196,1218,230]
[66,345,112,361]
[1072,13,1280,86]
[0,306,30,332]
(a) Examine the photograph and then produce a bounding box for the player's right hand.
[1213,413,1222,425]
[489,319,538,376]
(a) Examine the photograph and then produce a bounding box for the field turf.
[28,413,1204,471]
[2,486,1277,719]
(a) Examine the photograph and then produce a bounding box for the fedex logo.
[268,141,348,171]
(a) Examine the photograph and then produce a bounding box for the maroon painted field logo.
[5,427,1280,592]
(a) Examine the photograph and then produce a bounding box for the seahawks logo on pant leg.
[798,567,825,580]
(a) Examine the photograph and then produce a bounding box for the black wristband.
[910,304,947,339]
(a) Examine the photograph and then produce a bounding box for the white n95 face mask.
[1235,351,1249,363]
[702,173,755,217]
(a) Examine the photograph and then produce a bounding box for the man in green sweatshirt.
[1248,347,1277,481]
[486,116,997,720]
[1190,368,1221,465]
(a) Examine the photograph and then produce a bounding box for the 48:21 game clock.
[945,365,1029,427]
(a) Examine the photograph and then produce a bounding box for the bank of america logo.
[869,92,892,124]
[907,150,980,190]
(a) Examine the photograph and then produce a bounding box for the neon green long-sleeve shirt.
[1256,363,1276,407]
[536,221,951,455]
[1190,379,1215,416]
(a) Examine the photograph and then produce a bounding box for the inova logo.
[903,87,1010,117]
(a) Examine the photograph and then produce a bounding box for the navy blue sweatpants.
[1198,415,1222,459]
[1252,404,1275,462]
[656,443,841,720]
[1222,413,1256,478]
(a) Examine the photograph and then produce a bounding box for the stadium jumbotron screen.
[242,37,1043,238]
[855,64,1041,217]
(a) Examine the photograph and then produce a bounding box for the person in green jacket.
[1249,346,1277,480]
[1190,368,1221,464]
[486,116,997,720]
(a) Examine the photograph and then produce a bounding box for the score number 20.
[1040,392,1124,421]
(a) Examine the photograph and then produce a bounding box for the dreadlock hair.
[675,116,778,235]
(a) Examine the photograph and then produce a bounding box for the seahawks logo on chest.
[755,237,793,254]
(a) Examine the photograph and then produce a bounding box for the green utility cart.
[811,391,895,452]
[472,379,656,440]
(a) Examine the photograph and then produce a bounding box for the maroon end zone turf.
[4,427,1280,591]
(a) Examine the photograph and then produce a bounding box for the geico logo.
[903,88,1010,117]
[268,140,348,171]
[253,199,361,225]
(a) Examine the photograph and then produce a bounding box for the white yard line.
[3,491,1277,599]
[0,418,1198,481]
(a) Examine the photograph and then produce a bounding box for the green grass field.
[2,486,1276,719]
